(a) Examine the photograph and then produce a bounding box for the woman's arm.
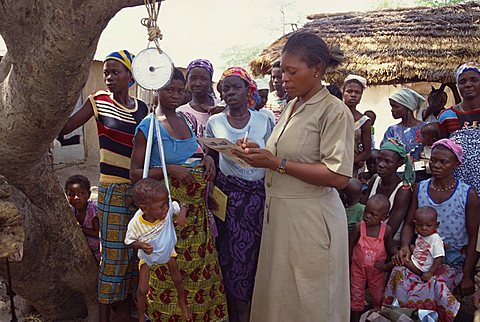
[458,188,480,296]
[234,147,349,189]
[393,185,418,265]
[354,120,372,166]
[59,99,94,135]
[387,188,412,238]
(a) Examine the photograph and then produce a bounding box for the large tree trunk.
[0,0,146,320]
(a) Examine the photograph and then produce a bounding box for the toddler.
[349,194,396,322]
[65,175,100,262]
[403,206,444,282]
[125,178,191,322]
[339,178,365,236]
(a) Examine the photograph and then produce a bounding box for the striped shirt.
[437,105,480,134]
[90,91,148,183]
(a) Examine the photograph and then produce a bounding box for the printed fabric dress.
[72,200,100,262]
[381,123,425,155]
[383,178,470,322]
[250,87,354,322]
[135,113,228,321]
[438,105,480,192]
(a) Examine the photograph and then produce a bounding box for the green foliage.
[414,0,466,6]
[374,0,466,8]
[220,45,266,74]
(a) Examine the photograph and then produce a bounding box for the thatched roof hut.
[249,2,480,85]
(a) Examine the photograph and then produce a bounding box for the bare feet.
[178,298,192,321]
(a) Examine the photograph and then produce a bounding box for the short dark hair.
[282,31,342,69]
[421,122,439,137]
[132,178,168,206]
[327,84,343,100]
[171,67,186,84]
[272,60,281,69]
[65,174,91,192]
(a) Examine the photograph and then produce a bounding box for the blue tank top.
[417,179,471,250]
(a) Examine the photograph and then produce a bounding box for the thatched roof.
[249,2,480,85]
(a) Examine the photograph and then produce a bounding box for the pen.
[242,130,249,144]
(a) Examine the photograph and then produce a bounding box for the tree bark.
[0,0,151,319]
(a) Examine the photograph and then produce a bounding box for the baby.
[349,194,396,322]
[125,178,191,322]
[404,206,444,282]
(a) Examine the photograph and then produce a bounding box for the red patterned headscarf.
[220,67,257,108]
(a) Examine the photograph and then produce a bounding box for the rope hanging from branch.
[141,0,164,53]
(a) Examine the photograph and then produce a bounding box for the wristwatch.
[277,158,287,174]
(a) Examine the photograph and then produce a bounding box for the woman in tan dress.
[235,31,354,321]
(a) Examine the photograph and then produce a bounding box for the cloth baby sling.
[136,112,177,266]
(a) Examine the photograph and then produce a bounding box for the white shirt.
[205,110,272,181]
[412,233,445,272]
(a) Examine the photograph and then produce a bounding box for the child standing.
[125,178,192,322]
[339,178,365,236]
[403,206,444,282]
[65,174,100,262]
[349,194,396,322]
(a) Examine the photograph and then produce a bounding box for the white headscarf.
[254,79,270,91]
[344,74,367,89]
[389,88,425,111]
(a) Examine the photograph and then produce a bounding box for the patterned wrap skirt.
[97,182,139,304]
[383,264,462,322]
[214,171,265,302]
[146,168,228,321]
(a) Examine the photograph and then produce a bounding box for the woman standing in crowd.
[177,59,219,136]
[366,139,413,242]
[265,60,287,123]
[387,139,479,322]
[60,50,147,322]
[343,74,372,174]
[130,68,228,321]
[438,62,480,192]
[382,88,425,154]
[235,31,354,322]
[205,67,272,322]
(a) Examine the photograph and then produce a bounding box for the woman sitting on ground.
[386,139,479,322]
[365,139,413,243]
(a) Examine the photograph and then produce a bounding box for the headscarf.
[344,74,367,89]
[389,88,425,111]
[186,59,214,79]
[432,138,464,164]
[105,50,135,87]
[380,138,415,186]
[455,62,480,83]
[220,67,257,109]
[254,78,270,91]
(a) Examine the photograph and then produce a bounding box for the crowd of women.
[58,29,480,321]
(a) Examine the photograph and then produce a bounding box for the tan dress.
[250,87,354,322]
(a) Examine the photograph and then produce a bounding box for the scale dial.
[132,48,174,90]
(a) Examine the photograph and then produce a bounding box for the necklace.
[430,179,456,192]
[191,102,209,113]
[227,112,249,120]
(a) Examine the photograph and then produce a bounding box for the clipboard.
[211,186,228,221]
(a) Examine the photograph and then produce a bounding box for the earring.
[314,74,319,78]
